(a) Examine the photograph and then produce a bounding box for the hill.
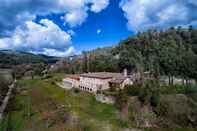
[0,50,60,68]
[49,46,118,73]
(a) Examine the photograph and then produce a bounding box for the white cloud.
[0,0,110,36]
[40,46,76,57]
[120,0,197,32]
[67,30,75,36]
[58,0,85,10]
[0,19,75,56]
[62,0,109,27]
[89,0,109,13]
[0,0,110,56]
[64,9,88,27]
[97,29,101,34]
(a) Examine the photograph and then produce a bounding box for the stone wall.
[79,77,112,92]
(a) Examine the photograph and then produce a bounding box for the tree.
[0,75,9,104]
[82,52,88,73]
[115,90,128,110]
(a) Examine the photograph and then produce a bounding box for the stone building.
[79,72,123,92]
[63,75,80,88]
[63,69,135,93]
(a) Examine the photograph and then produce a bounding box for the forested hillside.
[54,26,197,83]
[114,26,197,82]
[50,47,119,73]
[0,50,59,68]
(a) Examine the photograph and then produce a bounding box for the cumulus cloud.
[34,46,76,57]
[63,9,88,27]
[120,0,197,32]
[0,0,110,37]
[0,19,74,56]
[67,30,75,36]
[89,0,110,13]
[0,0,110,56]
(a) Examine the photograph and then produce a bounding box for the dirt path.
[0,80,16,121]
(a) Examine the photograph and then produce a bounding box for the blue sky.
[35,0,131,52]
[0,0,197,56]
[71,0,131,51]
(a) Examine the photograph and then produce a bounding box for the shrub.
[160,85,197,94]
[138,80,160,105]
[109,86,117,92]
[73,88,80,94]
[115,90,128,110]
[155,101,169,117]
[0,76,10,104]
[150,92,160,107]
[44,74,52,79]
[124,84,141,96]
[51,81,56,85]
[138,87,151,104]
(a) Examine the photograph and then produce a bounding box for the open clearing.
[1,74,197,131]
[0,75,122,131]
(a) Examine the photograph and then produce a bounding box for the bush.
[138,80,160,105]
[0,75,10,103]
[155,94,197,127]
[51,81,56,85]
[155,101,169,117]
[44,74,52,79]
[124,84,141,96]
[138,87,151,104]
[184,85,197,94]
[115,90,128,110]
[160,85,197,94]
[109,86,117,92]
[150,92,160,107]
[73,88,80,94]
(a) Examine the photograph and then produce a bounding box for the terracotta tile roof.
[65,74,80,81]
[109,78,125,84]
[80,72,123,79]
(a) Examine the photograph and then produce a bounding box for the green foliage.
[0,75,10,104]
[115,90,128,110]
[73,88,80,94]
[118,120,129,128]
[53,47,119,74]
[155,94,197,127]
[51,26,197,77]
[160,85,197,94]
[150,92,160,107]
[127,80,161,106]
[138,87,152,104]
[3,78,119,131]
[113,26,197,81]
[124,84,142,96]
[0,50,58,68]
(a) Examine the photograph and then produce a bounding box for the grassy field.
[1,74,197,131]
[0,74,123,131]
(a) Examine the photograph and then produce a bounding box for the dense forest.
[113,26,197,85]
[56,26,197,83]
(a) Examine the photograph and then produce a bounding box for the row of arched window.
[79,86,93,92]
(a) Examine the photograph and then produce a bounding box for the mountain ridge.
[0,50,60,68]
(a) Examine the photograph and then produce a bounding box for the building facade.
[63,75,80,88]
[63,71,135,93]
[79,73,117,92]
